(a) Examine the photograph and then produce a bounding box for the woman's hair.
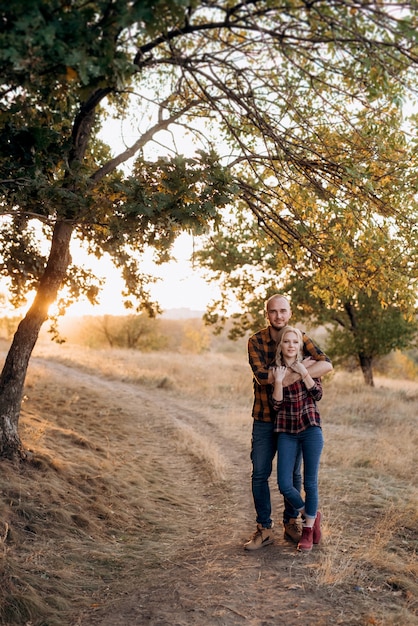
[275,326,304,365]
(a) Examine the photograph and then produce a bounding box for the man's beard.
[271,321,287,330]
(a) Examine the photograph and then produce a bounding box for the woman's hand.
[272,365,287,382]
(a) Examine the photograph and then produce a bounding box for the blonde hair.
[275,326,304,365]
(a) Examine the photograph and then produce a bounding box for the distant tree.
[327,299,417,386]
[181,321,211,354]
[65,314,168,350]
[1,1,418,457]
[98,315,117,349]
[0,316,20,342]
[115,315,166,350]
[287,282,418,386]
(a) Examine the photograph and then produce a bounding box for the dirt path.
[30,358,374,626]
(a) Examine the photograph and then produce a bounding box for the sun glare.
[66,232,220,317]
[0,233,221,320]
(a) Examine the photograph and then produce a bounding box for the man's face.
[266,297,292,330]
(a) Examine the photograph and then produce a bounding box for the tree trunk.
[344,302,374,387]
[359,353,374,387]
[0,220,73,460]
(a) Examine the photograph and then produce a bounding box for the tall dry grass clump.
[314,371,418,614]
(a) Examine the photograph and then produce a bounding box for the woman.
[271,326,323,552]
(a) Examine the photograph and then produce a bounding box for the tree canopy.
[1,0,418,457]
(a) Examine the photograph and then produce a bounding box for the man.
[244,294,332,550]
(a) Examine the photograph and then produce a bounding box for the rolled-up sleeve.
[308,379,323,401]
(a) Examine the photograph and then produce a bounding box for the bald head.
[265,295,292,335]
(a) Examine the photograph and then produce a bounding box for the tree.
[196,179,418,384]
[326,298,417,387]
[0,0,233,459]
[195,107,418,385]
[1,1,418,458]
[287,280,418,386]
[79,314,166,350]
[196,195,418,385]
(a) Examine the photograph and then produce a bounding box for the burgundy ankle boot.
[313,511,321,545]
[298,526,313,551]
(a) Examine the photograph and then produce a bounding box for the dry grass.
[33,342,253,401]
[0,340,417,625]
[314,371,418,619]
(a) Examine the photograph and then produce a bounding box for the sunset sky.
[66,232,220,317]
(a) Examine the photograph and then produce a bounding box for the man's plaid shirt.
[248,326,330,423]
[271,379,322,433]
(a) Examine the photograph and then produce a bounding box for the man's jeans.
[251,420,302,528]
[277,426,324,519]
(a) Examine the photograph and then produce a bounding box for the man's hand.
[282,358,332,387]
[289,361,309,378]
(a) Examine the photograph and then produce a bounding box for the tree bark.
[344,301,375,387]
[359,353,374,387]
[0,220,73,460]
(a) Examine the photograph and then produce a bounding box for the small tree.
[286,283,418,386]
[81,314,165,350]
[326,299,417,386]
[181,321,211,354]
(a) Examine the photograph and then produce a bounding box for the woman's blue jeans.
[277,426,324,519]
[251,420,302,528]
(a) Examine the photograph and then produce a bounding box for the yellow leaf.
[66,66,78,82]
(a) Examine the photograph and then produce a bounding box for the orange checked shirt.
[248,326,331,423]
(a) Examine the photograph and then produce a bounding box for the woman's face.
[281,331,300,362]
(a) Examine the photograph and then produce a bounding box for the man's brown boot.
[244,523,274,550]
[283,518,302,543]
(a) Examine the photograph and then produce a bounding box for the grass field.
[0,341,417,625]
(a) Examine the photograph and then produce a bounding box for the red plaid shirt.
[271,379,322,433]
[248,326,330,423]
